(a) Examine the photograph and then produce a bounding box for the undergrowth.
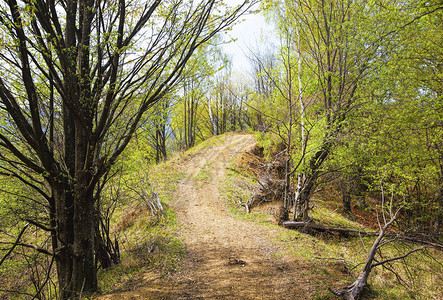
[220,167,271,224]
[97,161,186,294]
[219,138,443,300]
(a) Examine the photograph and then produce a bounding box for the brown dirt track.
[98,133,320,299]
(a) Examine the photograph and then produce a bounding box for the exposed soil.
[98,133,320,299]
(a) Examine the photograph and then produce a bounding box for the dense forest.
[0,0,441,299]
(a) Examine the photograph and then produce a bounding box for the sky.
[221,3,274,73]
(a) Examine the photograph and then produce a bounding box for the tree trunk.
[300,176,315,222]
[155,128,161,163]
[155,124,167,163]
[208,97,218,135]
[53,177,97,298]
[161,123,167,161]
[72,178,96,295]
[52,155,98,299]
[283,158,291,214]
[53,183,74,299]
[299,141,332,222]
[341,179,352,214]
[293,173,302,220]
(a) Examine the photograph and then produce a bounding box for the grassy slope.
[96,160,186,293]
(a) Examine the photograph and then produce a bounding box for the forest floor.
[98,133,324,299]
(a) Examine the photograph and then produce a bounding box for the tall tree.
[338,0,443,229]
[262,0,376,221]
[0,0,255,297]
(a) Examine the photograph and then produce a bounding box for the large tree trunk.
[53,132,98,298]
[72,178,96,295]
[300,175,315,222]
[53,186,97,298]
[53,183,74,299]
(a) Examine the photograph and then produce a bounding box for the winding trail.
[100,133,315,299]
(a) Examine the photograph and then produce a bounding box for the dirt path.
[100,133,315,299]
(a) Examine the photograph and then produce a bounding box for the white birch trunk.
[208,97,217,135]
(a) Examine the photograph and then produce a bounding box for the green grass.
[97,207,185,293]
[184,134,226,157]
[310,199,368,230]
[194,162,213,184]
[219,168,270,222]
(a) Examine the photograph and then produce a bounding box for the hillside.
[97,133,441,300]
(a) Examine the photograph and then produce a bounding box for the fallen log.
[329,205,424,300]
[282,222,443,250]
[282,221,377,236]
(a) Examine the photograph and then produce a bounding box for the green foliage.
[257,0,442,230]
[325,0,443,229]
[170,36,236,151]
[254,131,280,160]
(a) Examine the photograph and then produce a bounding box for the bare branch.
[371,247,424,268]
[0,223,29,266]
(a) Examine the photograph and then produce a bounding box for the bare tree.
[329,184,424,299]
